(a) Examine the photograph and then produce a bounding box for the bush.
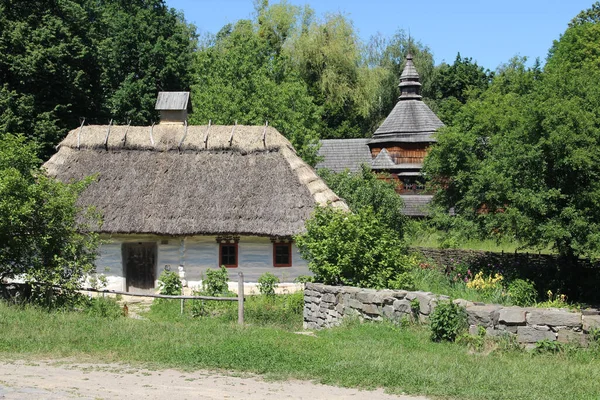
[0,134,99,308]
[295,206,414,289]
[507,279,537,306]
[258,272,279,296]
[429,300,468,342]
[80,296,123,319]
[203,266,229,296]
[157,270,182,296]
[294,275,314,284]
[190,266,234,317]
[318,165,407,236]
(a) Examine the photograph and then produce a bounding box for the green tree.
[94,0,197,124]
[190,9,322,164]
[427,53,493,124]
[0,0,197,158]
[295,206,413,289]
[0,134,99,291]
[318,165,406,237]
[423,9,600,259]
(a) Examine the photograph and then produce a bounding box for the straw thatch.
[44,124,347,237]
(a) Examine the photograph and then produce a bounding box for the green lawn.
[408,230,555,254]
[1,301,599,399]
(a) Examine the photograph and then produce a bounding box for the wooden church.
[317,52,444,216]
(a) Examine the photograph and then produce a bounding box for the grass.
[408,230,555,254]
[146,292,304,330]
[1,301,600,399]
[410,268,508,304]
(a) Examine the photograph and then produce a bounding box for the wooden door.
[122,242,157,292]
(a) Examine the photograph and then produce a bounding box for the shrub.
[203,266,229,296]
[429,300,468,342]
[507,279,537,306]
[80,296,123,319]
[0,134,100,308]
[467,271,503,292]
[318,165,407,236]
[258,272,279,296]
[294,275,314,284]
[295,206,414,289]
[157,270,182,296]
[534,339,564,354]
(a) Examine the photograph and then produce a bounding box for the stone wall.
[410,247,600,305]
[304,283,600,346]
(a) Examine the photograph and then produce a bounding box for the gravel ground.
[0,360,430,400]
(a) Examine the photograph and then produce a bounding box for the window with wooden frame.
[273,242,292,267]
[217,236,239,268]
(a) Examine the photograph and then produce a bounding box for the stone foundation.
[304,283,600,345]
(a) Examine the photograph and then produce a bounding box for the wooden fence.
[2,272,246,325]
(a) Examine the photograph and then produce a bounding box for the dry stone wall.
[304,283,600,346]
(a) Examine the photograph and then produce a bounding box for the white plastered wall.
[94,234,310,293]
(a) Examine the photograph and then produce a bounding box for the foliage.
[88,272,108,290]
[457,325,487,352]
[424,11,600,260]
[427,53,493,125]
[536,290,573,309]
[191,3,439,164]
[0,0,197,158]
[190,9,322,164]
[257,272,280,296]
[0,134,99,302]
[466,271,504,292]
[534,339,564,354]
[202,266,230,296]
[295,206,414,289]
[318,165,406,237]
[507,279,537,307]
[429,300,468,342]
[569,1,600,27]
[164,291,303,330]
[294,275,314,284]
[80,296,123,319]
[157,270,182,296]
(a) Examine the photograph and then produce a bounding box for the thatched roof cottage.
[44,122,346,292]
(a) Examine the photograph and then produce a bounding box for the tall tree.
[0,0,197,158]
[190,10,322,164]
[426,53,493,125]
[423,5,600,259]
[0,133,99,291]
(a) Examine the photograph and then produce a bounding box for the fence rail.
[1,272,246,325]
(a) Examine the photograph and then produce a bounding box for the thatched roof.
[44,124,347,237]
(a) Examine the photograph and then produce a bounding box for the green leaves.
[295,206,413,289]
[0,133,99,288]
[318,164,406,237]
[0,0,197,159]
[424,11,600,259]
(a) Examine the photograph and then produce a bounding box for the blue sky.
[165,0,594,71]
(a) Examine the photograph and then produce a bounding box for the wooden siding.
[370,143,429,165]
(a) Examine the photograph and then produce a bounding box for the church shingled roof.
[371,52,444,143]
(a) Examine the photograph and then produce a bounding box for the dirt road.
[0,360,429,400]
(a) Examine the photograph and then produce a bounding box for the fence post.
[180,298,184,315]
[238,272,244,325]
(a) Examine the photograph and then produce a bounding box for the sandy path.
[0,360,429,400]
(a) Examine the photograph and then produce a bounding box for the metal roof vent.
[155,91,192,124]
